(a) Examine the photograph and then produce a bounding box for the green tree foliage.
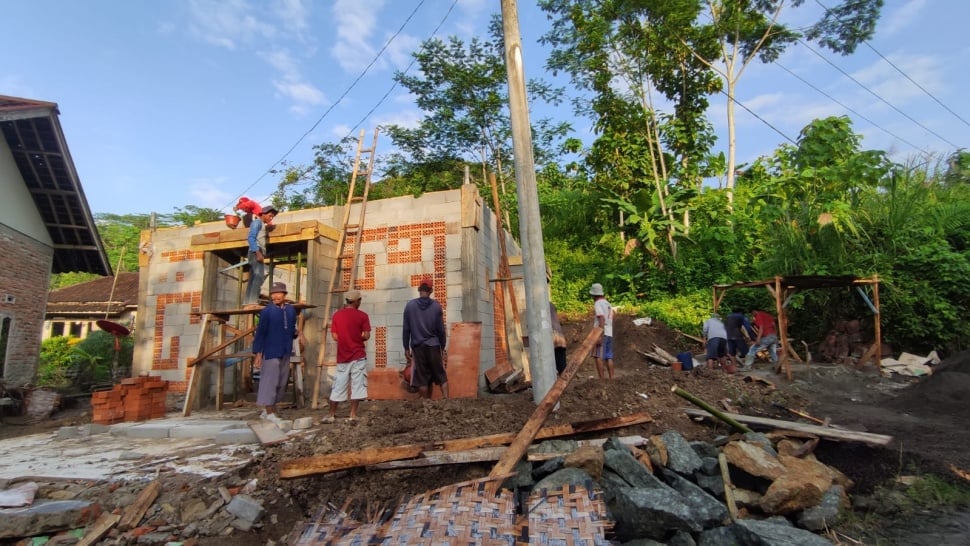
[385,15,570,207]
[171,205,223,226]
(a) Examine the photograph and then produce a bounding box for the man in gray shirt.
[702,313,731,372]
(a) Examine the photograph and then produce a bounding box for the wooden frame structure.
[712,275,881,380]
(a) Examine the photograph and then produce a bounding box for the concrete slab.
[0,410,265,481]
[0,499,100,539]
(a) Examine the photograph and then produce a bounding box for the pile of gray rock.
[506,430,851,545]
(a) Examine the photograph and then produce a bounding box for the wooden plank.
[683,408,893,446]
[370,435,651,470]
[489,326,603,478]
[77,513,121,546]
[117,480,161,531]
[281,445,424,478]
[279,411,646,479]
[250,421,290,446]
[187,324,257,367]
[182,314,211,416]
[190,220,339,250]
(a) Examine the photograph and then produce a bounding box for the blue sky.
[2,0,967,216]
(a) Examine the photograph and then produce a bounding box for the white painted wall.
[0,141,52,244]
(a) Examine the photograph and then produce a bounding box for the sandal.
[322,416,335,424]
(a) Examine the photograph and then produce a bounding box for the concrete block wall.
[133,187,515,399]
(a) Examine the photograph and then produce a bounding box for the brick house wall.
[0,223,53,386]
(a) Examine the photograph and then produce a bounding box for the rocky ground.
[3,314,970,544]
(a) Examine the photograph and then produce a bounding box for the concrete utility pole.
[500,0,556,403]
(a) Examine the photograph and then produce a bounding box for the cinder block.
[124,424,172,439]
[214,428,259,444]
[226,494,265,524]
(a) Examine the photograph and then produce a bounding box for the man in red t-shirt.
[744,310,779,369]
[327,290,371,422]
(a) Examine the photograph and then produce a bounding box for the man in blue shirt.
[245,207,277,306]
[252,282,297,424]
[402,277,448,399]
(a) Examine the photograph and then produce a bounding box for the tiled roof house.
[45,272,139,339]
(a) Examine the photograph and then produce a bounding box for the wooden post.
[873,275,882,374]
[773,276,791,381]
[488,326,602,479]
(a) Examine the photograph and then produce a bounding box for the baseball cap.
[345,289,361,302]
[269,282,287,294]
[418,277,433,292]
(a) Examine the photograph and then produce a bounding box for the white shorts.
[330,357,368,402]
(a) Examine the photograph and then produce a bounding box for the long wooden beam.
[683,408,893,446]
[279,410,648,479]
[489,326,603,478]
[369,435,649,470]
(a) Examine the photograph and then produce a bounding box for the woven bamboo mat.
[291,476,610,545]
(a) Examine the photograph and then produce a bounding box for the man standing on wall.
[327,289,371,423]
[245,206,277,307]
[590,283,615,379]
[402,277,448,399]
[252,282,297,424]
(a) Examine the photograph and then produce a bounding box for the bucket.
[225,214,241,229]
[677,351,694,371]
[670,361,683,374]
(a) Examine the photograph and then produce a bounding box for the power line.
[719,89,798,146]
[277,0,460,192]
[774,61,930,154]
[860,42,970,129]
[797,39,959,149]
[813,0,970,128]
[229,0,444,208]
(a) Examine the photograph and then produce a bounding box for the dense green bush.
[37,332,133,391]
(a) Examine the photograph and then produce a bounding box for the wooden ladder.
[311,128,379,408]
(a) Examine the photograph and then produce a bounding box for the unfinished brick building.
[131,184,523,408]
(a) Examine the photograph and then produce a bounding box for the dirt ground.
[4,314,970,544]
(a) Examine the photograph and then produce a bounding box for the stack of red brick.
[92,376,169,425]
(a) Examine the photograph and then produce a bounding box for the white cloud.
[274,0,310,34]
[274,79,326,114]
[186,0,276,50]
[850,53,943,106]
[188,178,236,211]
[880,0,928,37]
[330,0,384,72]
[374,109,423,130]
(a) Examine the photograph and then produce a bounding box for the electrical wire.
[228,0,458,208]
[796,39,959,149]
[718,89,798,145]
[774,61,930,154]
[812,0,970,128]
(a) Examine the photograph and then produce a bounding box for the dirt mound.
[888,350,970,419]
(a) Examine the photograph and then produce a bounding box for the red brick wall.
[0,223,53,386]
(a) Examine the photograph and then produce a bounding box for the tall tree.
[539,0,720,261]
[385,15,570,204]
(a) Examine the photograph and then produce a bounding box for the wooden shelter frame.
[712,275,881,381]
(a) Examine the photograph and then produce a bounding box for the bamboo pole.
[671,385,752,433]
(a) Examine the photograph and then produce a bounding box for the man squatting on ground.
[745,309,780,369]
[252,282,297,424]
[590,283,615,379]
[402,277,449,399]
[327,289,371,422]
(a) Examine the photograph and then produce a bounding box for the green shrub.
[637,290,711,335]
[38,336,78,388]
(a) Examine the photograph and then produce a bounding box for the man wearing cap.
[402,277,448,399]
[326,289,371,422]
[245,206,278,307]
[590,283,615,379]
[252,281,298,424]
